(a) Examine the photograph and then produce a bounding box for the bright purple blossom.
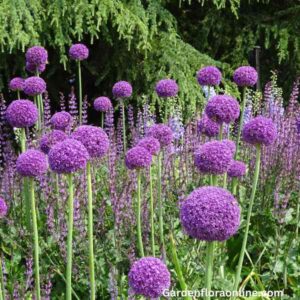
[128,257,171,298]
[9,77,24,91]
[146,124,173,147]
[39,130,68,154]
[26,62,46,74]
[197,114,220,137]
[50,112,73,131]
[221,139,236,155]
[180,186,240,241]
[25,46,48,66]
[16,150,48,177]
[125,146,152,170]
[137,137,160,156]
[197,66,222,86]
[94,97,113,112]
[0,198,8,218]
[155,79,178,98]
[6,100,38,128]
[23,77,46,96]
[112,81,132,98]
[69,43,89,61]
[228,160,247,178]
[233,66,258,87]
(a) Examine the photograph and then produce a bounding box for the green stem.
[149,165,155,256]
[204,242,214,300]
[233,144,261,293]
[219,123,223,140]
[29,178,41,300]
[121,101,127,153]
[235,87,246,159]
[66,173,74,300]
[101,112,104,128]
[295,196,300,241]
[223,173,227,189]
[136,170,144,257]
[0,254,5,300]
[17,90,20,100]
[78,60,82,125]
[232,178,238,196]
[86,162,96,299]
[212,175,217,186]
[20,128,26,153]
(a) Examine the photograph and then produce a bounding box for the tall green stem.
[29,178,41,300]
[101,112,104,128]
[17,90,20,100]
[78,60,83,125]
[66,173,74,300]
[136,170,144,257]
[231,178,238,196]
[235,87,246,159]
[121,101,127,153]
[0,254,5,300]
[20,128,26,153]
[219,123,223,140]
[204,242,214,300]
[233,144,261,293]
[149,165,155,256]
[87,162,95,299]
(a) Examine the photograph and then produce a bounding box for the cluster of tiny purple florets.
[137,137,161,156]
[26,62,46,74]
[233,66,258,87]
[125,146,152,170]
[25,46,48,67]
[221,139,236,155]
[69,43,89,61]
[197,114,220,137]
[23,76,46,96]
[50,112,73,131]
[228,160,247,178]
[40,130,68,154]
[94,97,112,112]
[180,186,240,241]
[9,77,25,91]
[146,124,173,147]
[197,66,222,86]
[155,79,179,98]
[0,197,8,218]
[112,81,133,98]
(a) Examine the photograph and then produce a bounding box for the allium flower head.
[50,112,73,131]
[0,197,8,218]
[94,97,112,112]
[180,186,240,241]
[112,81,132,98]
[233,66,258,87]
[194,140,233,174]
[197,114,220,137]
[9,77,25,91]
[228,160,247,178]
[221,139,236,155]
[23,76,46,96]
[16,150,48,177]
[69,43,89,61]
[205,95,240,124]
[39,130,68,154]
[146,124,173,147]
[48,139,89,174]
[242,116,277,146]
[137,137,160,156]
[71,125,109,159]
[26,62,46,74]
[155,79,178,98]
[6,100,38,128]
[25,46,48,66]
[125,146,152,170]
[128,257,171,298]
[197,66,222,86]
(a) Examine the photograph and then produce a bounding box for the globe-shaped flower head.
[94,97,112,112]
[50,112,73,131]
[112,81,132,98]
[0,197,8,218]
[71,125,109,159]
[197,114,220,137]
[242,116,277,146]
[137,137,160,156]
[69,43,89,61]
[23,77,46,96]
[233,66,258,87]
[48,139,89,174]
[128,257,171,298]
[180,186,240,241]
[125,146,152,170]
[155,79,178,98]
[194,140,233,174]
[228,160,247,178]
[16,150,48,177]
[26,62,46,74]
[205,95,240,124]
[197,66,222,86]
[221,139,236,155]
[9,77,25,91]
[146,124,173,147]
[39,130,68,154]
[6,100,38,128]
[25,46,48,66]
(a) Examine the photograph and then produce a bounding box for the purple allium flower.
[16,150,48,177]
[94,96,113,112]
[39,130,68,154]
[221,139,236,155]
[50,112,73,131]
[9,77,25,91]
[112,81,132,98]
[205,95,240,124]
[69,43,89,61]
[228,160,247,178]
[180,186,240,241]
[233,66,258,87]
[71,125,109,159]
[48,138,89,174]
[23,76,46,96]
[25,46,48,66]
[26,62,46,74]
[197,66,222,86]
[197,114,220,137]
[128,257,171,298]
[155,79,178,98]
[137,137,160,156]
[146,124,173,147]
[125,146,152,170]
[242,116,277,146]
[0,197,8,218]
[6,100,38,128]
[194,141,233,174]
